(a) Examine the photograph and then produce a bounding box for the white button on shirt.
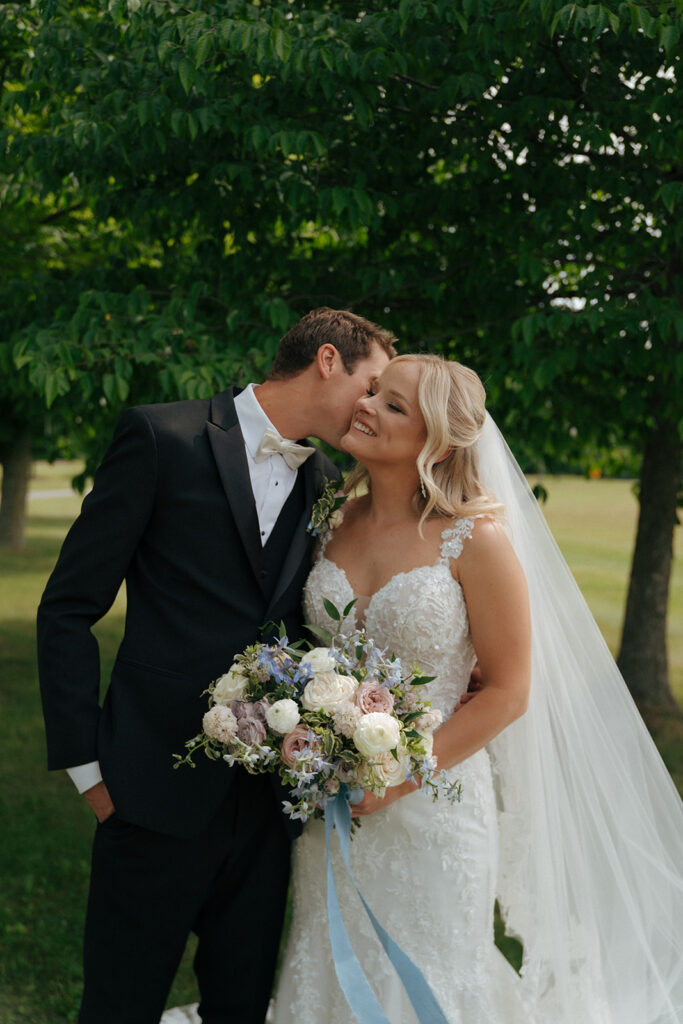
[234,383,298,545]
[66,382,303,794]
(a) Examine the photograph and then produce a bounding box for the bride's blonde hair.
[345,353,504,531]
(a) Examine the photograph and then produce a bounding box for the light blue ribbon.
[324,788,450,1024]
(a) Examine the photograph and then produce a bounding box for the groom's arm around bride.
[36,307,395,1024]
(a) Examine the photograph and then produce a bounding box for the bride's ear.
[434,447,454,465]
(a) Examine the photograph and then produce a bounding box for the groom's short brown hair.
[267,307,397,379]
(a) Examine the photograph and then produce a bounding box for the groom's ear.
[316,344,339,380]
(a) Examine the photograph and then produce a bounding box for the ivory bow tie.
[255,428,315,470]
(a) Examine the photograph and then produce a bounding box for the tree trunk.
[0,428,32,551]
[617,420,681,714]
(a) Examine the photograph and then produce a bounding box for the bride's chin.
[340,432,357,454]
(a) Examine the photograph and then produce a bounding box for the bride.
[272,354,683,1024]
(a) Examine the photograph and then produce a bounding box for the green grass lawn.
[0,463,681,1022]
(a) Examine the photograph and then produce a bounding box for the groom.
[37,307,395,1024]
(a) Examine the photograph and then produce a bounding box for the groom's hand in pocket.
[83,781,116,823]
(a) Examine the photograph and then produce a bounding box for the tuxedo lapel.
[207,388,262,583]
[265,449,327,618]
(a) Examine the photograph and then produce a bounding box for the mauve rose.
[251,698,270,722]
[355,681,395,715]
[230,698,269,723]
[230,699,249,720]
[281,724,315,768]
[236,716,267,745]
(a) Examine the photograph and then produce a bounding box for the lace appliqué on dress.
[439,516,476,562]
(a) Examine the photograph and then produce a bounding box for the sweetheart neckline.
[319,554,462,610]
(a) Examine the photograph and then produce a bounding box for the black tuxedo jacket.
[37,387,340,837]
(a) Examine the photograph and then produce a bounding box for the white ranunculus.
[300,647,337,675]
[265,698,301,735]
[301,672,358,714]
[353,712,401,757]
[373,747,411,788]
[213,664,249,705]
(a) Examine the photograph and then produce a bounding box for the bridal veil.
[478,414,683,1023]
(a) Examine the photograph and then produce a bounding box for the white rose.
[301,672,358,714]
[265,698,301,735]
[373,747,411,787]
[415,708,443,736]
[213,664,249,705]
[300,647,337,675]
[353,712,401,757]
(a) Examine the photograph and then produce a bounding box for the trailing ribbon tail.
[324,791,450,1024]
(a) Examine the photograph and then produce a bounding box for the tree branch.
[40,203,85,225]
[390,73,439,93]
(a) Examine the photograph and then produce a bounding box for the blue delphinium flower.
[291,661,313,693]
[257,637,298,686]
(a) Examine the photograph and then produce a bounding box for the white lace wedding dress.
[272,519,529,1024]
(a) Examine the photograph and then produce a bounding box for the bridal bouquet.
[175,601,459,823]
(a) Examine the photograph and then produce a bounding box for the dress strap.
[439,517,476,562]
[318,528,333,554]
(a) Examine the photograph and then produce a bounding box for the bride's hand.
[351,781,414,816]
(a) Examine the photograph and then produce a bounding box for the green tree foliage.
[3,0,681,704]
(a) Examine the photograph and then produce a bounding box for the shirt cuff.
[66,762,103,794]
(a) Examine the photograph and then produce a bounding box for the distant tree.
[6,0,681,708]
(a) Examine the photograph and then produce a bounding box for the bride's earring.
[419,477,427,499]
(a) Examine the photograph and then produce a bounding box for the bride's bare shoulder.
[442,514,513,580]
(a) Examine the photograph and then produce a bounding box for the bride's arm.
[354,518,531,815]
[432,518,531,761]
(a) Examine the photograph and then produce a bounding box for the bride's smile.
[351,418,376,437]
[341,360,427,465]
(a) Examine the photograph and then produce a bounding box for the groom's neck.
[254,373,320,442]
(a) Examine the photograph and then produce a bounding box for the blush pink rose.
[281,724,316,768]
[354,681,395,715]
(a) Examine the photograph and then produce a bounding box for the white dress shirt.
[67,383,302,794]
[234,383,299,544]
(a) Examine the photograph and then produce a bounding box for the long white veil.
[478,414,683,1024]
